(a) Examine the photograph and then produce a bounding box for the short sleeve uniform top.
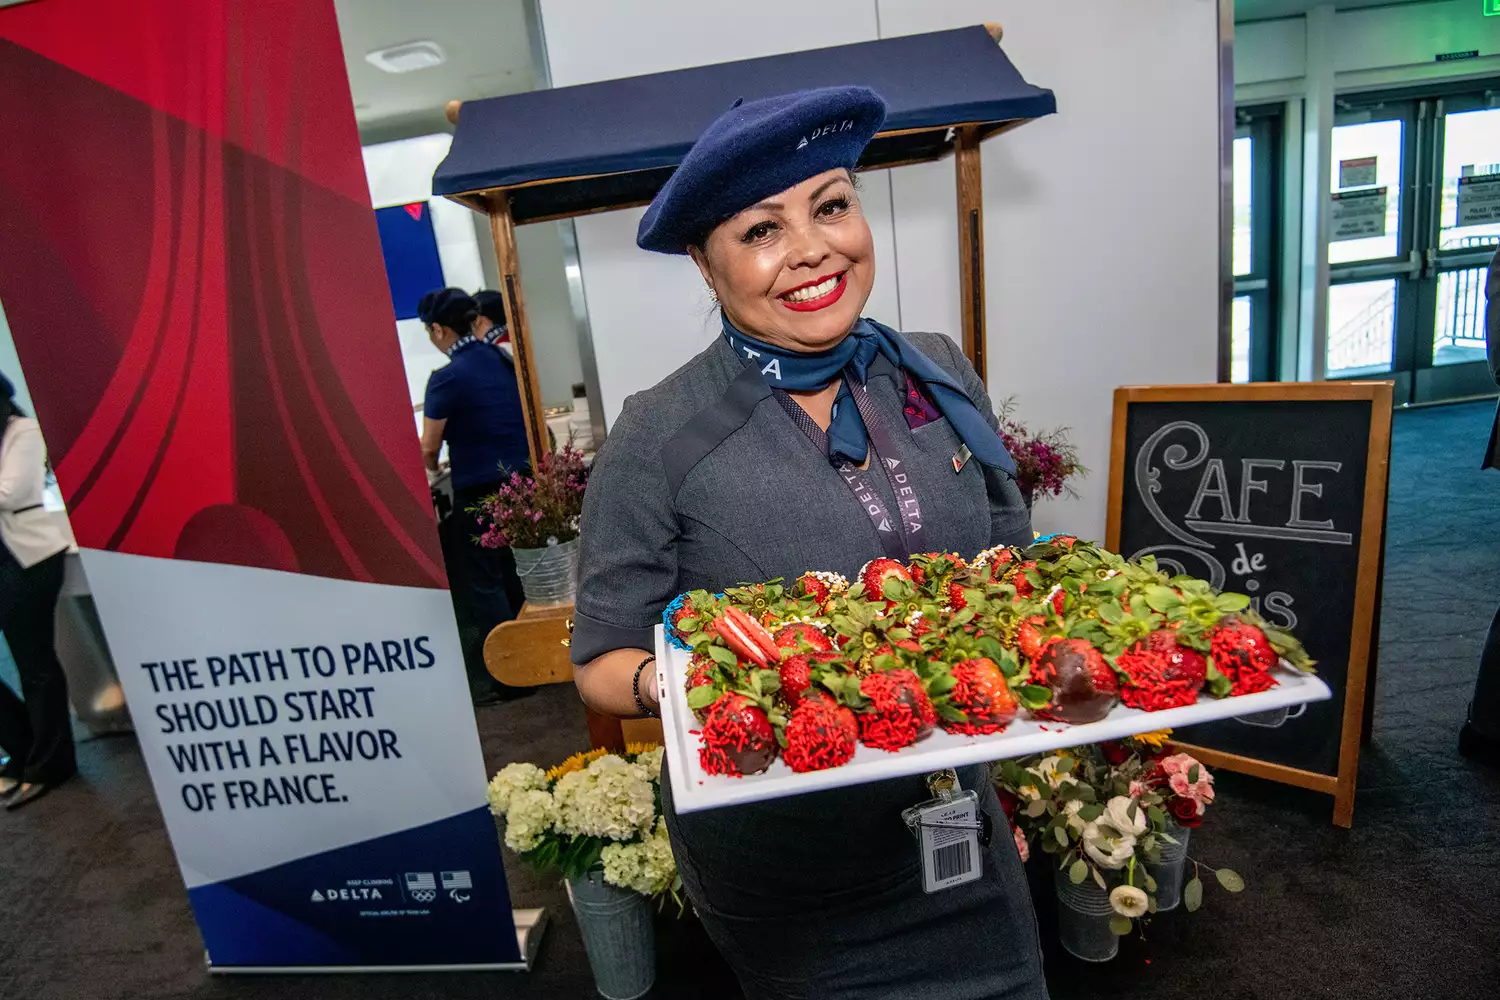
[423,342,530,490]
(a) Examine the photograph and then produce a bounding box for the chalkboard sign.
[1106,383,1392,827]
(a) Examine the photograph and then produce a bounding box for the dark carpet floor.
[2,400,1498,1000]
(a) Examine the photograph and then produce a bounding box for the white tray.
[655,625,1333,814]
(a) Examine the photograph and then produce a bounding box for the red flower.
[1169,795,1203,828]
[1100,740,1130,766]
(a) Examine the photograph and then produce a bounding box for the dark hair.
[0,371,23,420]
[416,287,479,333]
[473,289,508,327]
[690,167,862,255]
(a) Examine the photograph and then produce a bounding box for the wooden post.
[954,126,986,386]
[486,191,548,468]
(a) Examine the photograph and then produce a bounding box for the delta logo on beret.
[637,86,887,255]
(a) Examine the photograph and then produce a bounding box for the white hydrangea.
[488,762,547,816]
[636,746,664,783]
[553,756,656,840]
[503,789,558,853]
[601,818,678,896]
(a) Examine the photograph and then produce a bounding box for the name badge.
[952,444,972,473]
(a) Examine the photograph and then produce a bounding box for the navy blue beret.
[637,86,887,255]
[417,287,477,328]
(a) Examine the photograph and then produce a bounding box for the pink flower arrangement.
[1158,752,1214,824]
[472,446,588,550]
[995,398,1085,505]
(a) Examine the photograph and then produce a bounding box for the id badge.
[902,788,983,894]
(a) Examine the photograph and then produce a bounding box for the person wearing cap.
[569,89,1043,998]
[472,289,512,350]
[0,372,75,810]
[418,288,530,706]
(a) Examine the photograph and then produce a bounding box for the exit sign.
[1488,0,1500,15]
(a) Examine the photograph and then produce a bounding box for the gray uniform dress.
[571,330,1048,1000]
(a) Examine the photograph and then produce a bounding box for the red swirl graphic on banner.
[0,0,444,588]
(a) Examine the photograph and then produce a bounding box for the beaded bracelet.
[632,654,658,718]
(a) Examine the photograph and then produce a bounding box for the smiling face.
[690,169,874,353]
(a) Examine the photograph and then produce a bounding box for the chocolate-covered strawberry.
[1030,638,1118,723]
[782,692,858,772]
[941,658,1019,736]
[1209,615,1278,695]
[714,607,782,669]
[773,621,833,653]
[663,590,718,648]
[857,668,937,750]
[698,693,777,776]
[779,650,840,709]
[1115,629,1206,711]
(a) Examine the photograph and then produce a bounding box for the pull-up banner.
[0,0,520,970]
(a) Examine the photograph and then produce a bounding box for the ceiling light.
[365,41,446,74]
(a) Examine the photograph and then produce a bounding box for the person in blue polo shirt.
[418,288,531,706]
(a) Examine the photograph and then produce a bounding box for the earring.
[707,286,718,303]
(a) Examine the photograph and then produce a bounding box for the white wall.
[539,0,1223,541]
[879,1,1222,537]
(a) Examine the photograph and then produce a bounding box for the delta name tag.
[952,444,972,473]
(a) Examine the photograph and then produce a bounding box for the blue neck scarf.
[721,315,1016,476]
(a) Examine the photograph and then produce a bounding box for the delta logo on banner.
[0,0,520,970]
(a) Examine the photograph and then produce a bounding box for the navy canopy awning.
[434,25,1055,223]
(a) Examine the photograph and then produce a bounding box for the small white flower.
[1061,799,1089,833]
[1081,820,1137,869]
[1110,884,1149,918]
[1032,755,1070,790]
[636,746,664,783]
[1102,795,1147,838]
[503,789,558,853]
[487,762,547,816]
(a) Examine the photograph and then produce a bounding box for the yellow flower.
[1130,729,1173,749]
[546,747,610,782]
[624,741,662,757]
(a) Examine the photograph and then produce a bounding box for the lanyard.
[772,377,924,561]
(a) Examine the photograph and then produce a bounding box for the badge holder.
[902,769,987,894]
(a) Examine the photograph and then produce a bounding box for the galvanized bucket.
[1054,866,1120,963]
[1148,820,1192,911]
[566,867,656,1000]
[512,536,580,606]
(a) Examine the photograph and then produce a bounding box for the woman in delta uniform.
[569,88,1046,1000]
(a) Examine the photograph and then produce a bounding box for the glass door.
[1232,105,1282,383]
[1326,85,1500,403]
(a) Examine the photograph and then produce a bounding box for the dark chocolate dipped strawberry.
[940,657,1018,736]
[698,693,777,776]
[857,668,937,750]
[1029,638,1118,724]
[1115,629,1207,711]
[773,621,833,653]
[714,607,782,669]
[779,650,841,709]
[782,692,858,772]
[1209,615,1278,695]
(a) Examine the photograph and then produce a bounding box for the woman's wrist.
[632,654,659,718]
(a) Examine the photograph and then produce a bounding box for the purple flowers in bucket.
[472,445,589,550]
[995,398,1086,505]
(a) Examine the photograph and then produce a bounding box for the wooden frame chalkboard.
[1106,382,1393,828]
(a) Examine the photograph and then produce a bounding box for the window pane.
[1231,295,1252,383]
[1326,279,1396,374]
[1433,267,1491,366]
[1233,136,1253,276]
[1438,108,1500,252]
[1329,120,1402,264]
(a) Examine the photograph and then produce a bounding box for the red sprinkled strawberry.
[857,669,937,750]
[782,692,858,772]
[1209,616,1278,695]
[714,607,781,669]
[779,650,840,709]
[859,557,912,605]
[947,582,968,613]
[1029,639,1117,724]
[685,660,718,719]
[773,621,833,653]
[942,658,1018,736]
[698,694,777,776]
[1116,629,1206,711]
